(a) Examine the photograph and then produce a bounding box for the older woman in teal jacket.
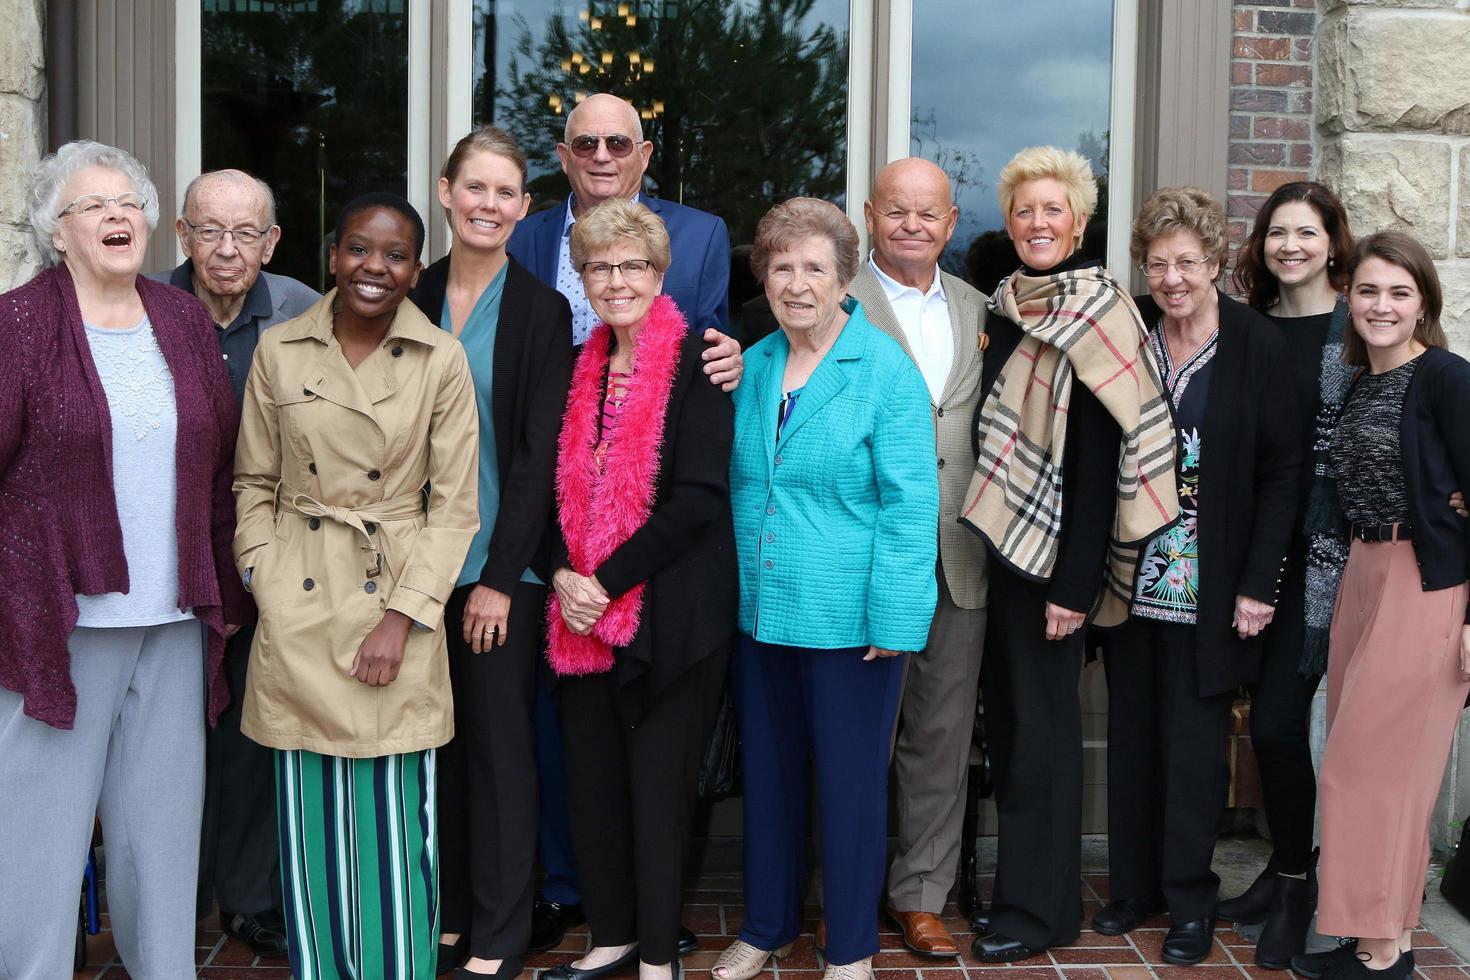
[714,198,938,980]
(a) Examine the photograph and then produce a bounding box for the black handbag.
[1440,817,1470,917]
[697,685,741,801]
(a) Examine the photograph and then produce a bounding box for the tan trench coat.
[233,291,479,757]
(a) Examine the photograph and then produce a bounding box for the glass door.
[198,0,413,291]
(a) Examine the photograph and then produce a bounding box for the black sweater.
[1349,345,1470,619]
[975,256,1122,614]
[550,333,738,721]
[1135,289,1302,696]
[411,254,574,591]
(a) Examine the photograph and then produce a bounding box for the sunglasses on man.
[566,134,642,159]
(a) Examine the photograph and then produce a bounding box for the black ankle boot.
[1218,860,1280,925]
[1255,869,1317,970]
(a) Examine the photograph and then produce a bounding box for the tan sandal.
[712,939,795,980]
[822,956,874,980]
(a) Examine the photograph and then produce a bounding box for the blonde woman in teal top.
[716,199,938,980]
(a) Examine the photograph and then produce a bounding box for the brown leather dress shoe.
[885,909,960,957]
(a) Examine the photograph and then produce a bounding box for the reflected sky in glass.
[910,0,1113,284]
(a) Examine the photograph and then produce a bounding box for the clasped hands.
[554,568,610,635]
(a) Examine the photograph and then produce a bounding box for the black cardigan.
[1354,345,1470,619]
[1135,289,1302,696]
[411,254,574,591]
[975,257,1123,614]
[550,332,738,720]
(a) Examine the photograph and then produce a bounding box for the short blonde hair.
[996,146,1098,223]
[750,198,860,285]
[1129,186,1228,271]
[569,197,671,274]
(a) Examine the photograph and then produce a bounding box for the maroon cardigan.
[0,265,250,729]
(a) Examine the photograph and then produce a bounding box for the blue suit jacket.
[730,302,939,652]
[508,195,731,332]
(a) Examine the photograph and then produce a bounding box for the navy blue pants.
[733,636,905,966]
[535,667,581,906]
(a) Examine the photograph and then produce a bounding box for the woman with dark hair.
[1308,232,1470,980]
[410,126,574,980]
[233,193,479,980]
[1213,181,1356,969]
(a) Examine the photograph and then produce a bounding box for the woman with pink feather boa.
[543,197,737,980]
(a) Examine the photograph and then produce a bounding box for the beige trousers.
[1317,538,1469,939]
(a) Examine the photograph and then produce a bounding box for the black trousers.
[437,580,547,958]
[1251,573,1322,875]
[981,569,1084,949]
[560,649,728,965]
[198,625,280,916]
[1103,617,1235,923]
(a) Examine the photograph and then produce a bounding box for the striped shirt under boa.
[961,264,1180,628]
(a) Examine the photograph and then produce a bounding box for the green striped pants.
[275,748,439,980]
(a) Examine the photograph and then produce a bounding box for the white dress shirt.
[868,252,954,402]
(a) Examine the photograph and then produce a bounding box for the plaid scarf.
[960,264,1179,628]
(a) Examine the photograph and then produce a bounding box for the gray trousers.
[886,565,987,913]
[0,619,205,980]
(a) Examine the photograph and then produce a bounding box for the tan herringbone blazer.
[849,264,989,609]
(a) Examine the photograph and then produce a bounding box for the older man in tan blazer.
[849,157,989,956]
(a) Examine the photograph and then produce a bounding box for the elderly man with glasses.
[149,168,318,957]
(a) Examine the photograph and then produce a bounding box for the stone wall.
[1228,0,1320,256]
[0,0,44,291]
[1317,0,1470,349]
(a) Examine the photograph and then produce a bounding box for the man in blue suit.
[509,93,735,345]
[510,92,742,954]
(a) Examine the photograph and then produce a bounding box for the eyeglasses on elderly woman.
[58,192,148,218]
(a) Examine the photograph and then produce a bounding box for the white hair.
[182,169,278,226]
[28,140,160,267]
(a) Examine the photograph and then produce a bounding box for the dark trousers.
[438,580,547,958]
[559,650,728,965]
[1251,575,1322,875]
[733,636,905,966]
[981,569,1084,949]
[1103,616,1235,922]
[536,666,581,906]
[198,625,279,916]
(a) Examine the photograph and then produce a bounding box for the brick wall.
[1227,0,1318,265]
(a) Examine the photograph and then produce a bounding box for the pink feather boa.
[546,294,688,675]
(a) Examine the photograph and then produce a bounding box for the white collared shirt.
[868,252,953,402]
[555,192,642,346]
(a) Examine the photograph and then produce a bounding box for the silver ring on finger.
[1067,624,1080,634]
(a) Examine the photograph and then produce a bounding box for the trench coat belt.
[277,483,427,579]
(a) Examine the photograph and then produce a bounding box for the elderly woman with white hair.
[0,140,246,978]
[960,147,1178,963]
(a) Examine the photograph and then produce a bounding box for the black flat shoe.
[1321,949,1414,980]
[1219,861,1280,925]
[1091,895,1163,936]
[455,956,524,980]
[1291,940,1359,979]
[677,928,698,957]
[1161,915,1216,966]
[221,909,289,958]
[541,946,641,980]
[530,897,587,954]
[437,935,470,975]
[971,931,1047,963]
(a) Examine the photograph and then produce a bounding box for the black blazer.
[1135,289,1302,696]
[1359,345,1470,617]
[411,254,574,591]
[550,333,738,721]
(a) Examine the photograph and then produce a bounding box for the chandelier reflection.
[547,0,673,118]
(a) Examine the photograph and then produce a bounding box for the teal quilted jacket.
[730,301,939,651]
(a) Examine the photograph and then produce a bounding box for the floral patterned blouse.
[1133,324,1219,624]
